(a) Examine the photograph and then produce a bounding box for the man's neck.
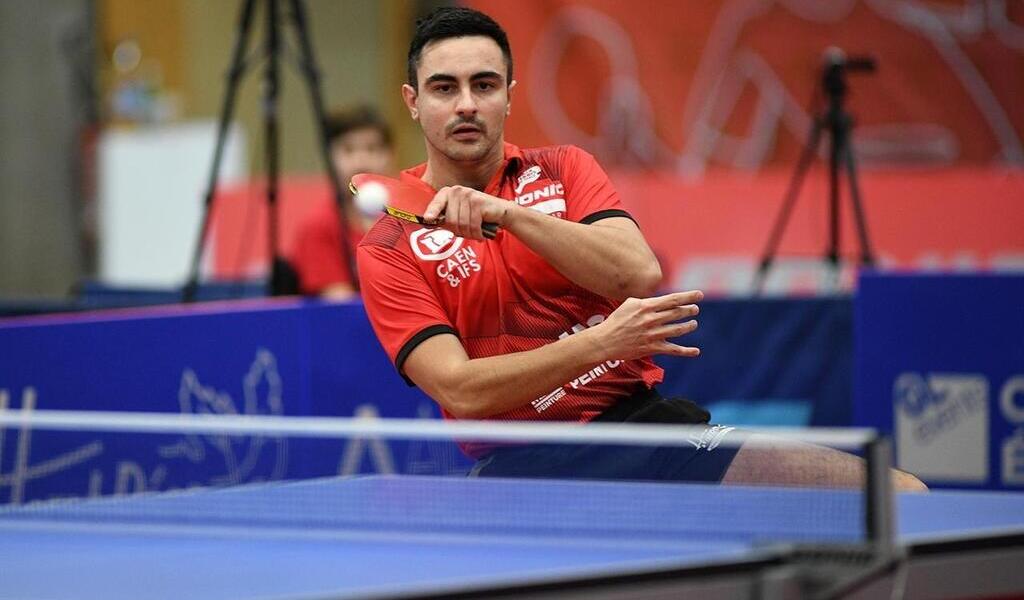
[421,142,505,191]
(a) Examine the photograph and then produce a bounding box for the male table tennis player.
[292,105,395,299]
[357,7,925,491]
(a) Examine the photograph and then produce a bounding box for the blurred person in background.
[292,105,394,299]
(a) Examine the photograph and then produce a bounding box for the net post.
[864,435,895,552]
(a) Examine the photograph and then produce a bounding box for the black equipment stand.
[753,49,878,294]
[182,0,356,302]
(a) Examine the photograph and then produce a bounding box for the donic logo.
[515,165,542,193]
[411,228,464,261]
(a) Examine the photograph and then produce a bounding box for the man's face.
[331,127,393,185]
[403,36,514,163]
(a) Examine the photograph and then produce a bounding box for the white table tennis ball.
[354,180,389,217]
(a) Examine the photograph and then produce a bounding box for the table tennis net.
[0,410,881,548]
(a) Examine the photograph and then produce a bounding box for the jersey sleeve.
[357,239,456,381]
[561,146,638,226]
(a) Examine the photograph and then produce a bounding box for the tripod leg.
[183,0,258,303]
[264,0,294,297]
[753,119,824,294]
[822,113,846,293]
[828,121,842,273]
[842,137,877,268]
[286,0,359,291]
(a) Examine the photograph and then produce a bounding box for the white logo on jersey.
[515,182,564,206]
[436,246,481,288]
[410,228,464,261]
[515,165,542,194]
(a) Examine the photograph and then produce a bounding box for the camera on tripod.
[822,47,876,102]
[754,47,879,294]
[182,0,355,302]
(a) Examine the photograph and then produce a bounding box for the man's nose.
[455,87,478,118]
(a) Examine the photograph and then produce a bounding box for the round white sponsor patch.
[410,228,464,261]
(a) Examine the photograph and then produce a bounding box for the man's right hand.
[423,185,512,241]
[588,290,703,361]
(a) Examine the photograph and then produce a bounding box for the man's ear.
[506,79,516,116]
[401,84,419,120]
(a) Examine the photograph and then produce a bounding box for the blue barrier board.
[2,295,855,503]
[854,272,1024,490]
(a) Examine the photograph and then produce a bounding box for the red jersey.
[357,143,663,456]
[291,198,363,295]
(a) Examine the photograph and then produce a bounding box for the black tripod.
[182,0,355,302]
[753,49,877,294]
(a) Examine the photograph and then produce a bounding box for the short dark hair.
[325,105,392,147]
[407,6,512,90]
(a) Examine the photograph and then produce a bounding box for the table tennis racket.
[350,173,498,240]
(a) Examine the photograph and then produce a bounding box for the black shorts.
[469,387,741,483]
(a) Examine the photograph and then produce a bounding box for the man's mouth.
[451,124,483,139]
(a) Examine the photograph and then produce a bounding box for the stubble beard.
[447,141,492,163]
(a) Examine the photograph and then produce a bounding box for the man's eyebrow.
[470,71,503,82]
[423,73,458,86]
[423,71,504,86]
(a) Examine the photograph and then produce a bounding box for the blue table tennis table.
[1,475,1022,600]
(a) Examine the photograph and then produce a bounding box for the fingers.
[432,186,493,240]
[644,320,699,358]
[646,295,701,357]
[658,342,700,358]
[445,189,464,235]
[651,319,698,340]
[599,292,703,361]
[423,189,449,224]
[645,290,704,310]
[469,199,483,240]
[651,304,699,325]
